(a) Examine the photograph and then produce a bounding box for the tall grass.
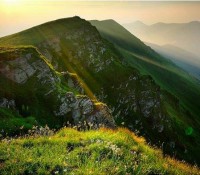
[0,127,199,175]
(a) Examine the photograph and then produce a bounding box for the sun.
[4,0,19,4]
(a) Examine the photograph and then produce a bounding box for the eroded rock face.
[87,103,116,129]
[38,26,115,73]
[0,98,16,109]
[94,74,168,134]
[0,52,59,88]
[61,72,84,94]
[0,54,36,84]
[54,92,115,128]
[0,47,116,129]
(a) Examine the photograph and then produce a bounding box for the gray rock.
[79,97,93,115]
[0,98,16,109]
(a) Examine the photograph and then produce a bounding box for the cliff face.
[0,46,116,134]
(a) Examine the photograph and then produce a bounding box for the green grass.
[1,127,199,175]
[0,108,36,136]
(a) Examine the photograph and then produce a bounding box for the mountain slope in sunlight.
[0,17,200,165]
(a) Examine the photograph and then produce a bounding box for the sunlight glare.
[4,0,19,4]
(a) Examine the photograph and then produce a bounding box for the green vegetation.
[0,17,90,46]
[120,48,200,118]
[90,19,157,58]
[90,19,200,164]
[1,16,200,166]
[1,127,199,175]
[0,108,36,136]
[90,19,200,118]
[0,46,79,132]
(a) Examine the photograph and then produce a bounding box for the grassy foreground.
[0,127,199,175]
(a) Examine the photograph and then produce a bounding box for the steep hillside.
[123,21,200,56]
[90,20,158,59]
[0,17,200,165]
[90,19,200,118]
[90,19,200,165]
[1,127,199,175]
[0,46,115,135]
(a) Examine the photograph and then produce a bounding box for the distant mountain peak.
[133,20,146,25]
[150,22,176,28]
[91,19,118,25]
[188,21,200,25]
[151,21,200,26]
[124,20,147,28]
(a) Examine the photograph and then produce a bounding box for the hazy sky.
[0,0,200,37]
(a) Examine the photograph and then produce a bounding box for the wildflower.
[130,150,136,155]
[96,139,103,144]
[20,126,24,130]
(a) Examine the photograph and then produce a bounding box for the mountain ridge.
[1,16,200,165]
[124,20,200,27]
[123,20,200,56]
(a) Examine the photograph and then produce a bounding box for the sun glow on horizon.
[4,0,19,4]
[0,1,200,38]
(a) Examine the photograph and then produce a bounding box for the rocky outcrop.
[54,92,115,128]
[38,24,114,73]
[0,98,16,109]
[0,46,116,129]
[0,54,36,84]
[61,72,84,94]
[0,49,60,89]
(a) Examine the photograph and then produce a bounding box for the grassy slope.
[0,17,88,46]
[90,19,200,119]
[1,127,199,175]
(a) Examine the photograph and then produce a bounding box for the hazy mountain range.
[146,42,200,80]
[124,21,200,57]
